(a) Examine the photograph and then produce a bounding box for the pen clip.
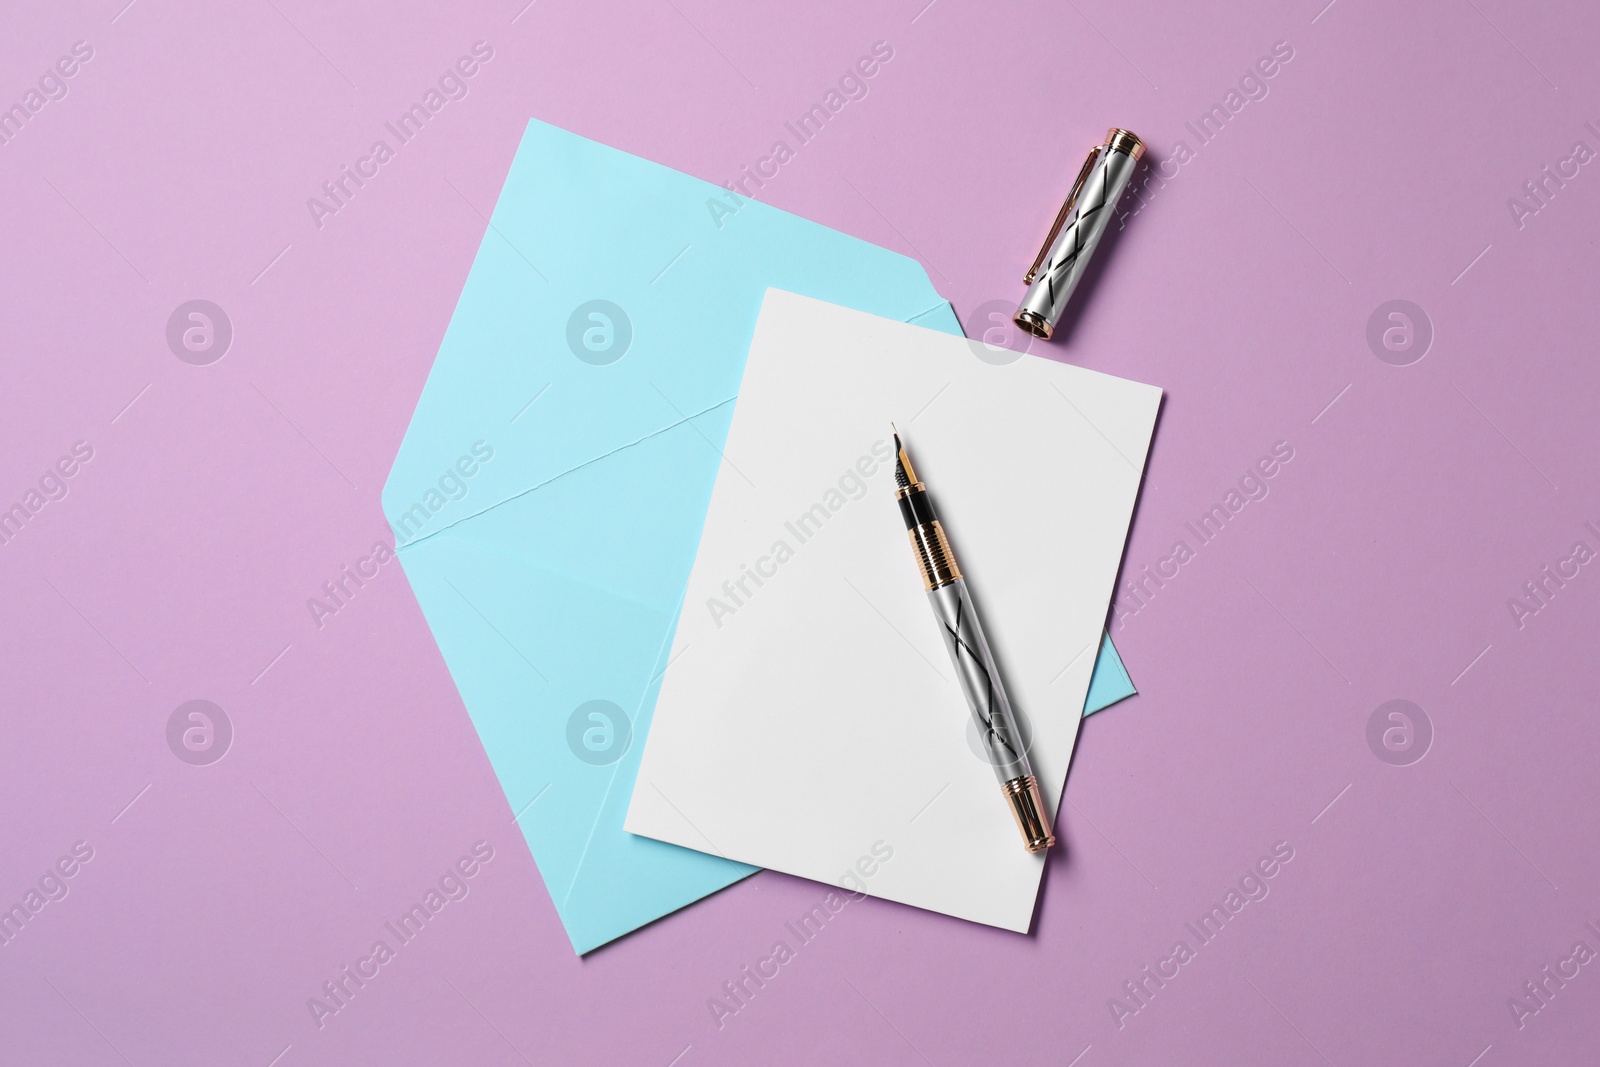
[1024,145,1103,285]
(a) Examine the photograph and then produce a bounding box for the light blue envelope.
[382,119,1135,954]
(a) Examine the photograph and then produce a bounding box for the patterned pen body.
[1014,128,1145,340]
[927,579,1028,782]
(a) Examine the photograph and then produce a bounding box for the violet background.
[2,0,1597,1064]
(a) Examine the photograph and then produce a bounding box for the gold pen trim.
[1002,775,1056,853]
[1025,147,1101,286]
[1104,127,1146,160]
[906,521,961,590]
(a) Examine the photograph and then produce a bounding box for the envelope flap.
[382,119,949,536]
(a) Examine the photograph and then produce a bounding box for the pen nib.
[892,426,915,489]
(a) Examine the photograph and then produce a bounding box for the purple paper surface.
[1,1,1597,1064]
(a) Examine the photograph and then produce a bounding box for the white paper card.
[625,290,1161,931]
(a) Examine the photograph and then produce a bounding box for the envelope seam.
[394,395,738,551]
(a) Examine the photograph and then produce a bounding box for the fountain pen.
[892,429,1056,853]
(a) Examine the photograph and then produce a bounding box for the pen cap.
[1014,128,1145,340]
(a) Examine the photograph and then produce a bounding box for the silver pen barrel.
[892,430,1056,853]
[928,578,1028,782]
[1014,128,1145,340]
